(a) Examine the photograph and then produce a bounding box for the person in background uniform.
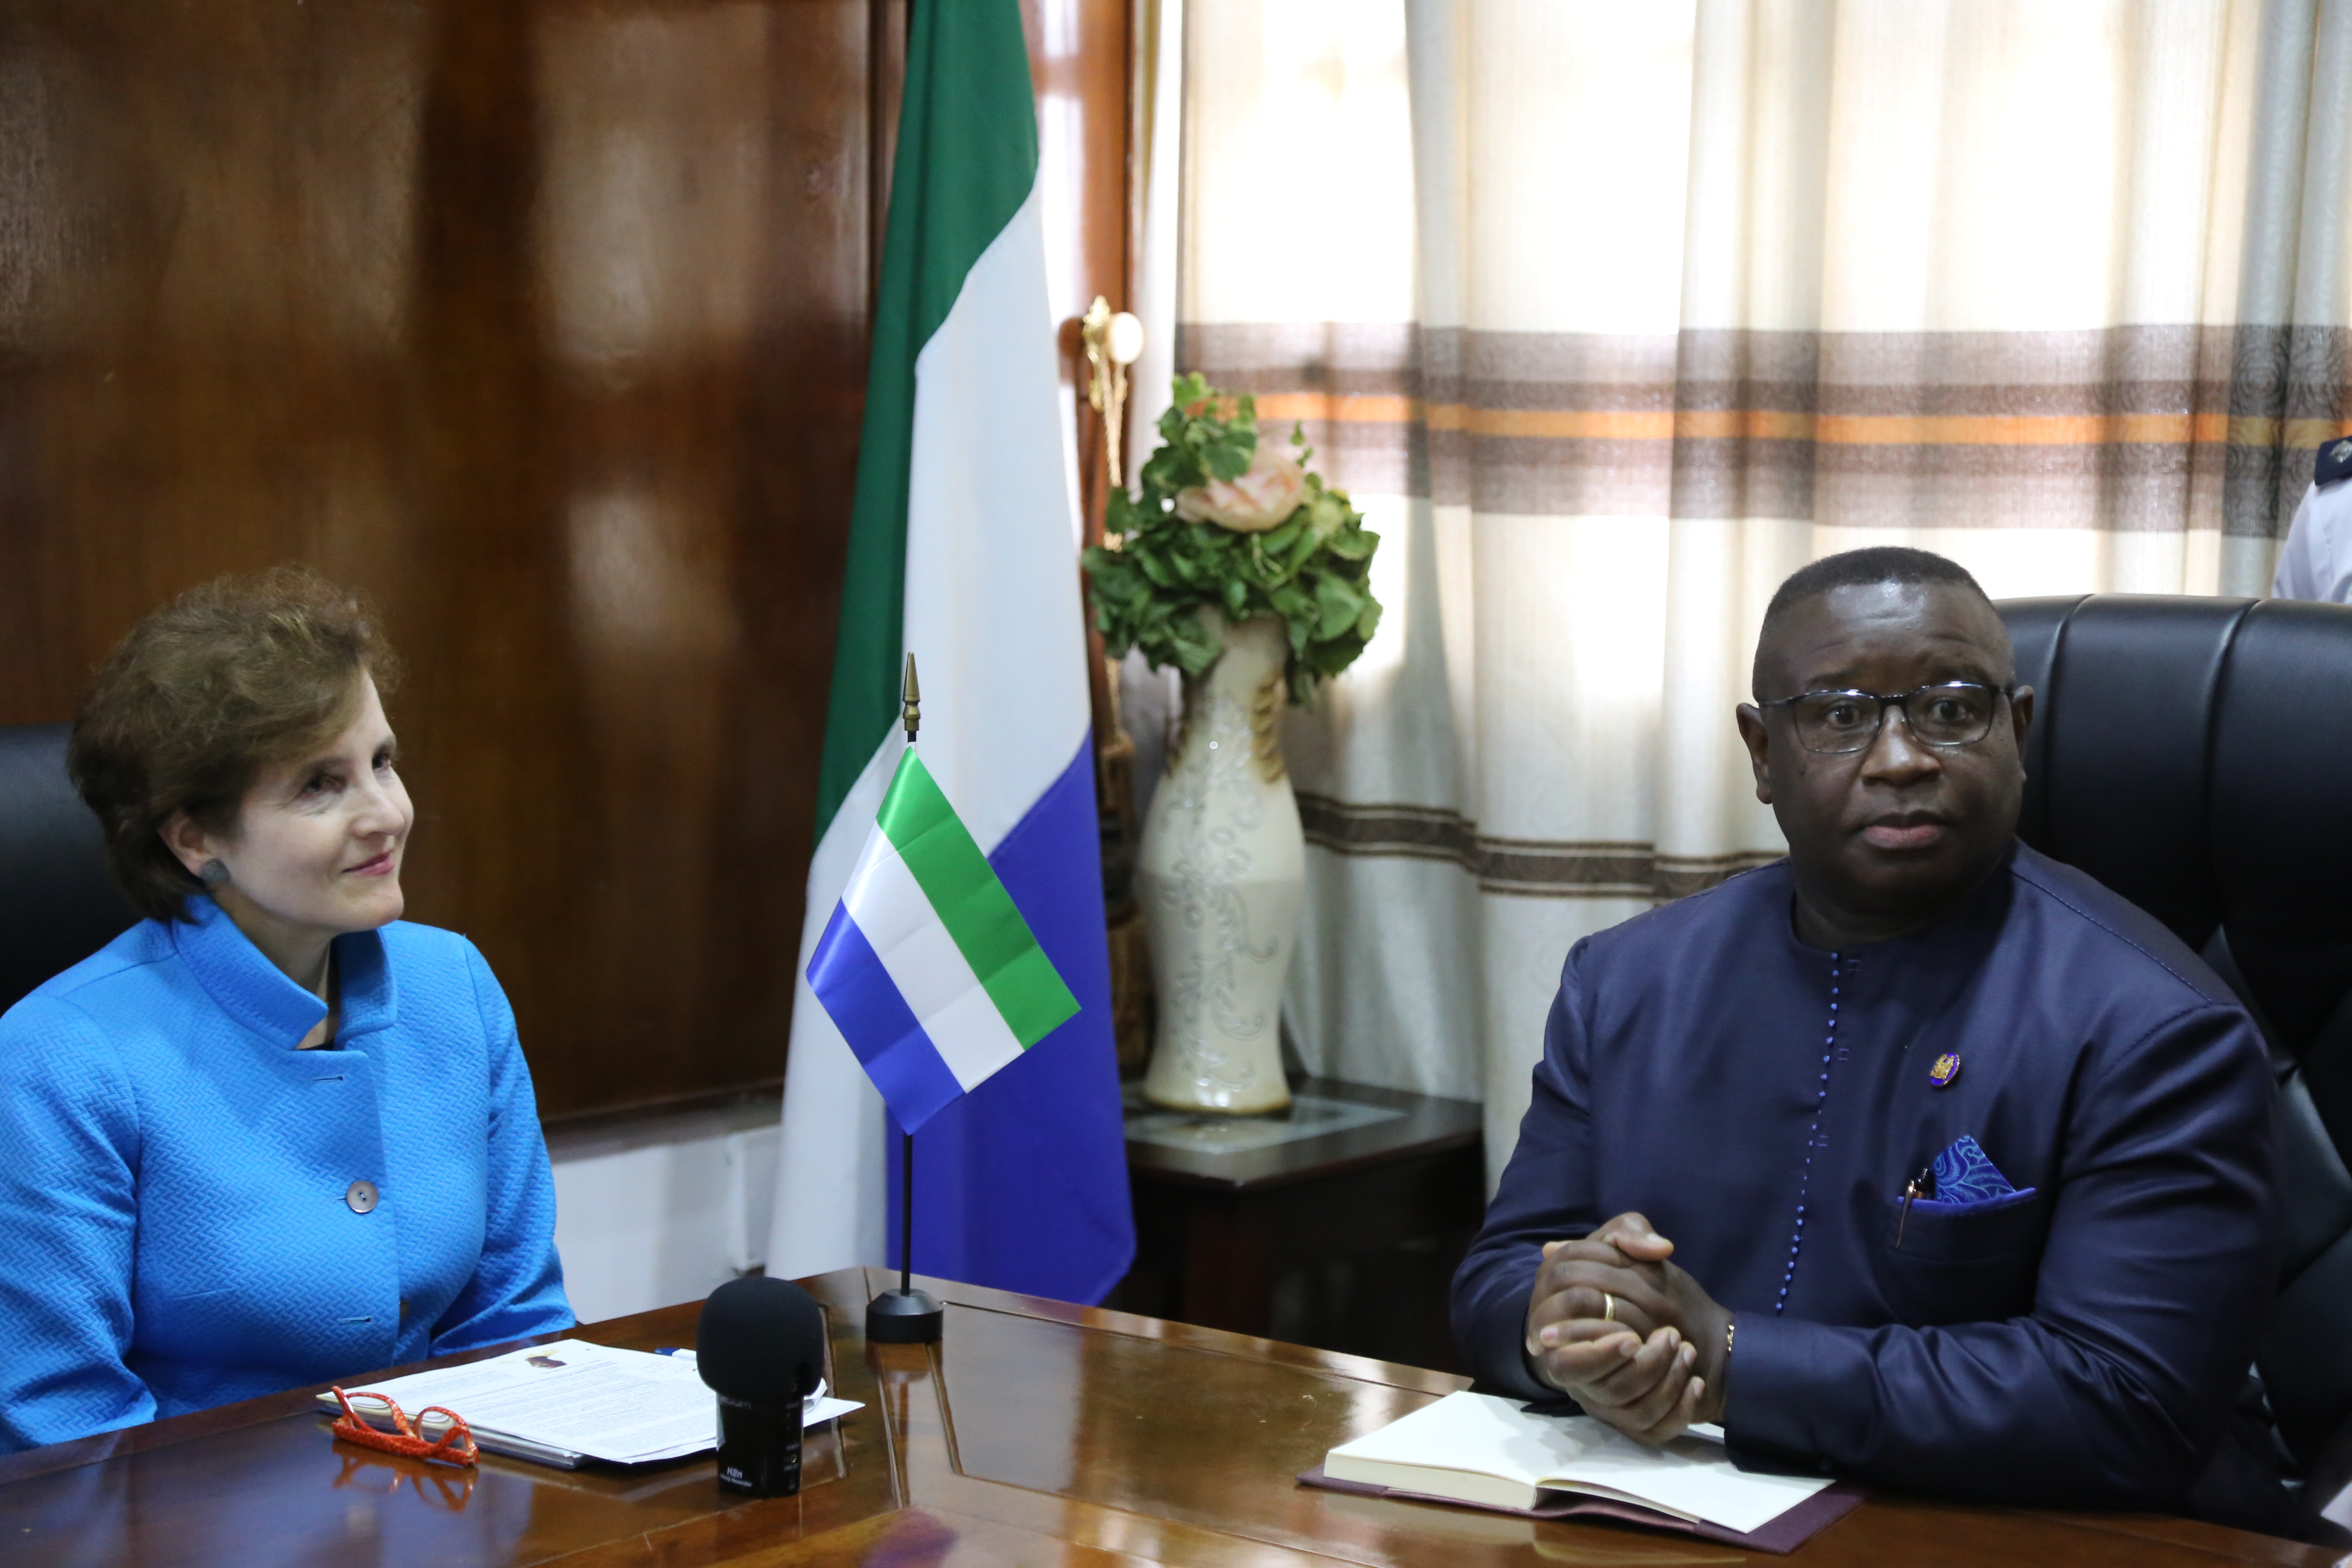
[1452,547,2288,1533]
[2272,438,2352,602]
[0,568,572,1454]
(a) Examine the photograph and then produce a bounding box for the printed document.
[316,1339,859,1467]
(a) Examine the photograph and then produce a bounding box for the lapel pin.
[1928,1052,1961,1088]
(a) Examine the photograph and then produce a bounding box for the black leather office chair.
[1998,594,2352,1503]
[0,723,139,1015]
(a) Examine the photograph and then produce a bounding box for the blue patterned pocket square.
[1929,1134,2029,1205]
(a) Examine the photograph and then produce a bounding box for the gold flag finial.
[1080,297,1145,490]
[902,653,921,744]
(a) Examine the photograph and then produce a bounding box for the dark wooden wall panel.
[0,0,872,1118]
[0,0,1128,1119]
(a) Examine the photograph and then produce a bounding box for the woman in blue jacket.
[0,568,573,1452]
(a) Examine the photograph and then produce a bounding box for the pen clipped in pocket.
[1874,1185,2047,1325]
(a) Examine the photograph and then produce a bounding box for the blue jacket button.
[346,1180,379,1214]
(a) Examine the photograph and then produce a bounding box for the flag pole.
[867,653,945,1345]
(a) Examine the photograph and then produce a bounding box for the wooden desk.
[1121,1077,1485,1354]
[0,1268,2331,1567]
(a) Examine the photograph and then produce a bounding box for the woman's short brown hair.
[70,567,404,923]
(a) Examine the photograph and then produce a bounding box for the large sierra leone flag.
[766,0,1133,1301]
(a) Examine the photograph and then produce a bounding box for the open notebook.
[1318,1391,1835,1537]
[315,1339,860,1469]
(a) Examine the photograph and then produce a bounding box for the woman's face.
[169,673,414,943]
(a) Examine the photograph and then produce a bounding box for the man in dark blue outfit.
[1452,548,2286,1529]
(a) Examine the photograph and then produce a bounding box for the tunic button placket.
[1778,956,1843,1313]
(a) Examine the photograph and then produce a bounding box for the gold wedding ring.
[1602,1292,1617,1323]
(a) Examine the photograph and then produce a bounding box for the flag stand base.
[866,1288,942,1343]
[873,1063,940,1343]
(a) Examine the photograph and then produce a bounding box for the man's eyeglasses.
[1755,682,2014,756]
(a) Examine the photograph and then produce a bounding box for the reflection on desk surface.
[0,1360,850,1568]
[5,1268,2334,1568]
[1122,1091,1406,1155]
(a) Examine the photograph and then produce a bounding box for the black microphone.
[696,1276,828,1497]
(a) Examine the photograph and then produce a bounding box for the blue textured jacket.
[0,897,573,1452]
[1452,844,2285,1528]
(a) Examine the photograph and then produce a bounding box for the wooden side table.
[1115,1077,1486,1366]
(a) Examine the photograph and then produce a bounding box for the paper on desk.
[663,1349,861,1431]
[328,1340,859,1465]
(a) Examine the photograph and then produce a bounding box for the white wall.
[546,1094,779,1324]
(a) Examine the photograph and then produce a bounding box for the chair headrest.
[0,723,138,1014]
[1999,594,2352,1061]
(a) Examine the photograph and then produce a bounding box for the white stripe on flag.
[902,186,1091,850]
[842,833,1027,1091]
[769,733,897,1279]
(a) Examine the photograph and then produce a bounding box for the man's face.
[1736,581,2032,934]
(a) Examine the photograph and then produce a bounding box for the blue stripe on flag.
[806,903,967,1133]
[887,735,1134,1304]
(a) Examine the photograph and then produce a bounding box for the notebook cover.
[1295,1464,1867,1555]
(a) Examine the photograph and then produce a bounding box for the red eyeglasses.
[328,1386,479,1468]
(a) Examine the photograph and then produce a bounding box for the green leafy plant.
[1084,374,1381,704]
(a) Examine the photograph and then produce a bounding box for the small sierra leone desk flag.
[806,741,1080,1134]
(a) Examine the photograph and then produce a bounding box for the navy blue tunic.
[1453,843,2282,1522]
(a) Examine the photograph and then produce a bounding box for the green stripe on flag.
[878,754,1079,1048]
[814,0,1042,830]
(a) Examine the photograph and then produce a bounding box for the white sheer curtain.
[1164,0,2352,1170]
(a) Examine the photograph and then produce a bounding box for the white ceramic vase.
[1137,610,1303,1114]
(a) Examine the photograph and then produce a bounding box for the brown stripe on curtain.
[1180,323,2352,536]
[1296,793,1782,902]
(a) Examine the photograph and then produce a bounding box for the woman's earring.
[198,859,230,890]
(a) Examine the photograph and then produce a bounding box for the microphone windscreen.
[696,1277,827,1404]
